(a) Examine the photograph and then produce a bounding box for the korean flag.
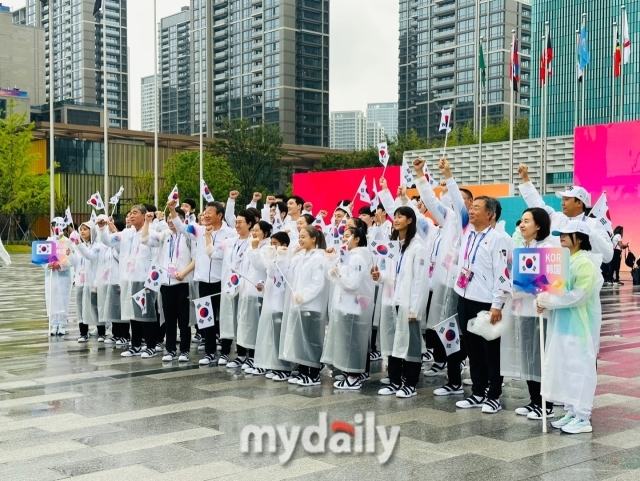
[518,253,540,274]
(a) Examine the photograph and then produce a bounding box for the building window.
[547,171,573,185]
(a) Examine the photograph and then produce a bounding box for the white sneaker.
[162,352,177,362]
[561,417,592,434]
[481,399,502,414]
[104,337,117,345]
[396,385,417,398]
[115,338,128,346]
[77,335,89,343]
[178,352,190,362]
[199,354,216,365]
[121,347,142,357]
[272,371,291,382]
[515,403,537,416]
[241,358,254,371]
[227,357,245,369]
[251,367,267,376]
[217,354,230,365]
[334,377,362,390]
[155,343,164,353]
[378,384,401,395]
[551,414,575,429]
[265,371,275,379]
[456,395,486,409]
[288,374,303,384]
[297,374,321,386]
[141,348,156,359]
[424,362,447,376]
[50,326,58,336]
[527,406,555,420]
[433,383,464,396]
[97,336,105,343]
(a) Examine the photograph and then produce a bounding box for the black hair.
[273,201,287,214]
[346,227,367,247]
[289,195,304,208]
[302,225,327,250]
[567,232,592,251]
[358,206,373,217]
[247,207,261,221]
[460,188,473,202]
[144,204,157,213]
[174,207,186,220]
[515,219,522,227]
[237,209,257,228]
[205,201,225,217]
[274,193,289,202]
[411,195,420,201]
[495,199,502,222]
[183,198,196,210]
[114,220,125,232]
[271,231,290,246]
[256,220,272,238]
[614,226,623,236]
[376,203,386,213]
[348,217,368,236]
[391,206,417,253]
[523,207,551,241]
[300,213,316,226]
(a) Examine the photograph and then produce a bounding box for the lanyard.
[232,238,249,267]
[169,233,181,261]
[432,230,443,262]
[463,228,490,266]
[396,251,405,276]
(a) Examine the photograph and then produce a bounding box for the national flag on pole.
[401,156,414,187]
[193,296,215,329]
[590,192,613,234]
[201,179,214,202]
[541,33,553,86]
[510,33,520,91]
[436,315,461,356]
[90,210,97,223]
[369,240,400,260]
[144,264,168,292]
[93,0,103,16]
[615,27,622,78]
[312,216,326,232]
[377,142,389,167]
[579,17,590,70]
[369,181,378,212]
[273,206,284,231]
[63,207,73,227]
[622,8,631,64]
[478,43,486,87]
[87,192,104,210]
[109,186,124,205]
[223,272,242,295]
[439,108,452,133]
[357,176,370,203]
[167,185,180,203]
[577,31,584,82]
[133,288,147,315]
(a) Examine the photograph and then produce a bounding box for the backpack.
[625,248,636,269]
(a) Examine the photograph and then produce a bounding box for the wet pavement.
[1,254,640,480]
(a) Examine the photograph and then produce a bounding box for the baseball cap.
[555,186,591,208]
[552,219,591,237]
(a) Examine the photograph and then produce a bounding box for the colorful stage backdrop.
[575,121,640,269]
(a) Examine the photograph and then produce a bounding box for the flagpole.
[543,21,550,193]
[581,13,587,127]
[478,36,484,185]
[153,0,159,208]
[509,30,515,185]
[473,0,480,134]
[574,29,580,129]
[199,3,205,214]
[541,33,546,193]
[102,1,109,204]
[612,21,618,123]
[620,5,626,122]
[48,1,55,222]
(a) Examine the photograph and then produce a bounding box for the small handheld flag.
[435,315,461,356]
[90,210,97,223]
[133,288,147,315]
[439,108,452,134]
[87,192,105,210]
[369,180,378,212]
[193,295,215,329]
[223,272,242,295]
[369,240,400,260]
[109,186,124,205]
[589,191,613,234]
[201,179,214,202]
[377,142,389,168]
[357,176,370,203]
[144,264,168,292]
[63,207,74,228]
[167,184,180,204]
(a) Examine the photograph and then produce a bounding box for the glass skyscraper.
[367,102,398,140]
[530,0,640,138]
[191,0,329,146]
[398,0,531,140]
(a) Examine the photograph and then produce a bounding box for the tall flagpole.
[509,30,515,185]
[620,5,626,122]
[574,29,580,129]
[478,36,484,184]
[102,1,109,204]
[199,3,205,214]
[153,0,159,208]
[541,33,546,193]
[473,0,480,134]
[48,0,55,222]
[542,21,550,193]
[612,21,618,123]
[581,13,587,126]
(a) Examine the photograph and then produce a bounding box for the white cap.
[552,219,591,237]
[555,186,591,208]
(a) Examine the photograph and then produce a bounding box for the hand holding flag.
[193,295,215,329]
[589,191,613,234]
[377,142,389,168]
[109,186,124,205]
[167,185,180,204]
[63,207,74,228]
[357,176,370,203]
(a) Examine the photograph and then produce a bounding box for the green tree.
[208,118,287,205]
[0,101,46,241]
[160,151,239,208]
[130,170,154,208]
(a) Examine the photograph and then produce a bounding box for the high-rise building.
[398,0,531,139]
[367,120,386,148]
[141,75,157,132]
[530,1,640,138]
[13,0,129,128]
[367,102,398,140]
[191,0,329,146]
[0,8,45,117]
[330,110,367,151]
[159,7,191,136]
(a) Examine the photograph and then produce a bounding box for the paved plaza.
[1,254,640,480]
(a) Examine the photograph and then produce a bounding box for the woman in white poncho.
[535,220,604,434]
[323,226,375,391]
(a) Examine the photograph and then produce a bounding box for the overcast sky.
[5,0,398,130]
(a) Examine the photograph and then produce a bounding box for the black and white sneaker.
[456,394,486,409]
[121,347,142,358]
[482,398,502,414]
[369,350,382,361]
[527,405,555,420]
[265,370,275,379]
[378,383,401,395]
[115,337,128,346]
[433,383,464,396]
[424,362,447,376]
[227,357,245,369]
[357,372,371,382]
[241,358,255,371]
[97,336,106,343]
[379,377,391,385]
[199,354,216,366]
[515,402,537,416]
[272,371,291,382]
[297,374,321,386]
[334,373,346,382]
[422,349,434,363]
[77,335,89,343]
[334,377,362,390]
[162,351,177,362]
[197,342,205,352]
[251,367,267,376]
[396,384,418,398]
[288,374,304,384]
[193,333,202,343]
[155,343,164,353]
[141,348,156,359]
[178,352,190,362]
[104,337,117,345]
[217,354,230,366]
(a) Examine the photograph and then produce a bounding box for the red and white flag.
[377,142,389,167]
[622,8,631,64]
[193,295,215,329]
[87,192,105,210]
[439,108,452,133]
[590,192,613,234]
[369,240,400,260]
[133,288,147,315]
[144,264,168,292]
[167,184,180,203]
[201,179,214,203]
[369,180,378,212]
[357,176,370,203]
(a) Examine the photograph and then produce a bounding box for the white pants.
[565,404,591,421]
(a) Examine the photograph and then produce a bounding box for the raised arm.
[168,200,197,241]
[439,158,469,230]
[225,190,239,227]
[413,158,448,225]
[96,219,122,252]
[517,165,554,214]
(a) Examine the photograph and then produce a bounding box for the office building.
[367,102,398,140]
[141,75,157,132]
[530,0,640,138]
[159,7,191,135]
[398,0,531,139]
[13,0,129,129]
[330,110,367,151]
[0,7,45,117]
[192,0,329,146]
[367,120,385,148]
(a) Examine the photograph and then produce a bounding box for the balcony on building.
[433,15,455,27]
[214,28,228,39]
[214,82,228,91]
[214,61,228,71]
[433,1,455,14]
[214,7,228,18]
[251,28,263,39]
[214,50,228,60]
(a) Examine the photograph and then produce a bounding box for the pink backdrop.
[574,121,640,268]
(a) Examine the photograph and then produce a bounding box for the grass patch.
[4,245,31,254]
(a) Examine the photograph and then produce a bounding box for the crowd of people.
[43,158,612,435]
